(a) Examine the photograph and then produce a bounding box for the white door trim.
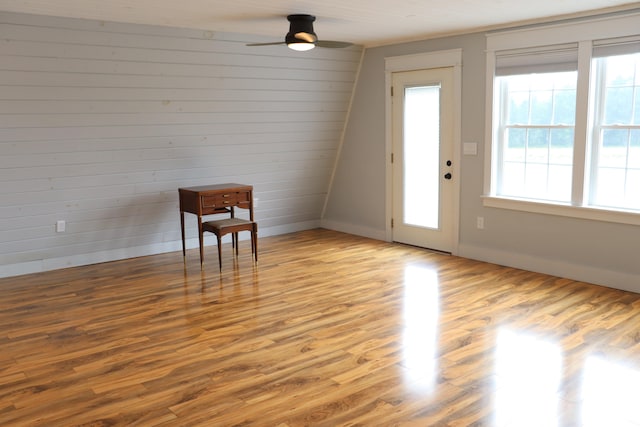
[384,49,462,255]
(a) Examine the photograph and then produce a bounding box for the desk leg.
[198,216,204,268]
[253,223,258,263]
[180,211,186,258]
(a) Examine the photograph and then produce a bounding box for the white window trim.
[483,196,640,226]
[484,11,640,226]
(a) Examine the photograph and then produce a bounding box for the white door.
[392,67,455,252]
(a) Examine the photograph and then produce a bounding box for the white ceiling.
[0,0,639,47]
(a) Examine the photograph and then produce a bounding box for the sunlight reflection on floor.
[402,264,440,392]
[398,263,640,426]
[581,355,640,426]
[495,328,563,426]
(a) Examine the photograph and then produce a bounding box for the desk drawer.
[235,191,251,208]
[202,192,237,209]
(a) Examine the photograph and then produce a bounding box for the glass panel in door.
[403,85,441,230]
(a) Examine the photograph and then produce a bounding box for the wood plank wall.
[0,12,363,277]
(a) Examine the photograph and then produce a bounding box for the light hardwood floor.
[1,229,640,426]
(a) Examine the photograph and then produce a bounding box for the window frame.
[588,53,640,211]
[484,11,640,226]
[495,71,578,203]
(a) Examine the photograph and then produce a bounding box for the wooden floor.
[1,229,640,426]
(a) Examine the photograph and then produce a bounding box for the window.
[496,71,577,202]
[486,16,640,224]
[590,51,640,211]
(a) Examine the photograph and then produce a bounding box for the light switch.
[463,142,478,155]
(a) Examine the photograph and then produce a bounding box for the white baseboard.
[0,220,320,279]
[5,222,637,296]
[319,222,639,294]
[458,242,640,294]
[320,219,387,241]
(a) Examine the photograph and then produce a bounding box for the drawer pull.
[222,194,230,198]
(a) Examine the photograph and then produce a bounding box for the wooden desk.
[178,183,254,266]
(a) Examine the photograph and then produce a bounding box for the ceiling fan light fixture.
[285,14,317,51]
[287,42,315,51]
[287,41,315,51]
[246,14,352,50]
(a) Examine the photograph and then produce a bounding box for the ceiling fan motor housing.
[286,14,317,44]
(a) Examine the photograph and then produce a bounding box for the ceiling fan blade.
[246,41,286,46]
[294,32,317,43]
[315,40,353,48]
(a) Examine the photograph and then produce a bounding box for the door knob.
[444,172,452,180]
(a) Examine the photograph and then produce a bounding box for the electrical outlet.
[476,216,484,229]
[56,220,66,233]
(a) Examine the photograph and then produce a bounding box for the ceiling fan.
[246,14,353,51]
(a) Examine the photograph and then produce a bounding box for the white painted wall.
[323,13,640,294]
[0,12,363,277]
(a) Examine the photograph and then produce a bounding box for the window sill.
[482,196,640,226]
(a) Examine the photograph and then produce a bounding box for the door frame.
[384,49,462,254]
